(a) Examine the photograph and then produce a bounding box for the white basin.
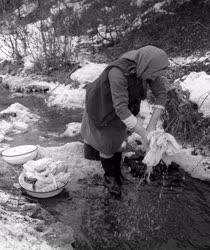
[1,145,38,165]
[18,173,67,198]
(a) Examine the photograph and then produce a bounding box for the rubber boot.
[114,152,131,185]
[100,156,121,198]
[84,143,100,161]
[113,152,123,185]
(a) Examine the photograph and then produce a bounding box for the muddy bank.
[1,140,210,250]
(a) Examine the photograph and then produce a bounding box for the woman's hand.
[133,120,149,152]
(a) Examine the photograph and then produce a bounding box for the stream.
[0,87,210,250]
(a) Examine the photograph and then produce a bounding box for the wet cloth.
[143,130,181,178]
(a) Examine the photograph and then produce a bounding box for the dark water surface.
[0,88,210,250]
[78,174,210,250]
[0,87,83,146]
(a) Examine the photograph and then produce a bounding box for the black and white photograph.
[0,0,209,249]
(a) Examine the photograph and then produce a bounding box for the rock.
[60,122,81,137]
[25,84,50,93]
[0,112,16,119]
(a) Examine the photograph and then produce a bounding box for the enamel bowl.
[1,145,38,165]
[18,173,68,198]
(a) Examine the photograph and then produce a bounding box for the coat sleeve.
[148,76,168,107]
[108,67,133,121]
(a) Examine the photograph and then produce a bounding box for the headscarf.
[120,45,169,80]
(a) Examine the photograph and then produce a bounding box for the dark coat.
[85,58,145,128]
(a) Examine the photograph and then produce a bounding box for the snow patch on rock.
[70,62,107,84]
[0,103,39,142]
[47,84,85,109]
[60,122,81,137]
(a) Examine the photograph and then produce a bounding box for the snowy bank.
[70,62,107,84]
[48,61,107,109]
[47,84,86,109]
[0,103,39,143]
[179,72,210,117]
[163,150,210,181]
[2,75,57,93]
[170,51,210,66]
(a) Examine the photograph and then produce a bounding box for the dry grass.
[163,88,210,152]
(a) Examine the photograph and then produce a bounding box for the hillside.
[0,0,209,74]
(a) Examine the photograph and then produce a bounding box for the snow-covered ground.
[2,55,210,116]
[0,103,39,145]
[2,75,57,93]
[47,84,86,109]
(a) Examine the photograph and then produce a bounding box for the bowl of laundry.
[1,145,38,165]
[18,158,71,198]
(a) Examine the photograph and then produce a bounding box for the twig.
[190,21,210,31]
[199,91,210,109]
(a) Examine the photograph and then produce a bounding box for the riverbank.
[0,52,209,249]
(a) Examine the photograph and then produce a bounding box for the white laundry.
[142,129,182,179]
[142,130,210,181]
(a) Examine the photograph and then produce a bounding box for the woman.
[81,45,169,197]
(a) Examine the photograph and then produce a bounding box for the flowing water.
[0,87,210,250]
[0,87,83,147]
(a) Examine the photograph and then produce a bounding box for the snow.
[0,189,74,250]
[153,1,166,12]
[0,192,10,203]
[60,122,81,137]
[0,38,12,60]
[163,150,210,181]
[0,218,54,250]
[38,142,103,187]
[70,62,107,84]
[2,75,57,93]
[23,55,35,71]
[0,103,39,142]
[180,71,210,117]
[0,103,39,123]
[47,84,86,109]
[14,2,37,17]
[50,0,83,15]
[170,52,210,66]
